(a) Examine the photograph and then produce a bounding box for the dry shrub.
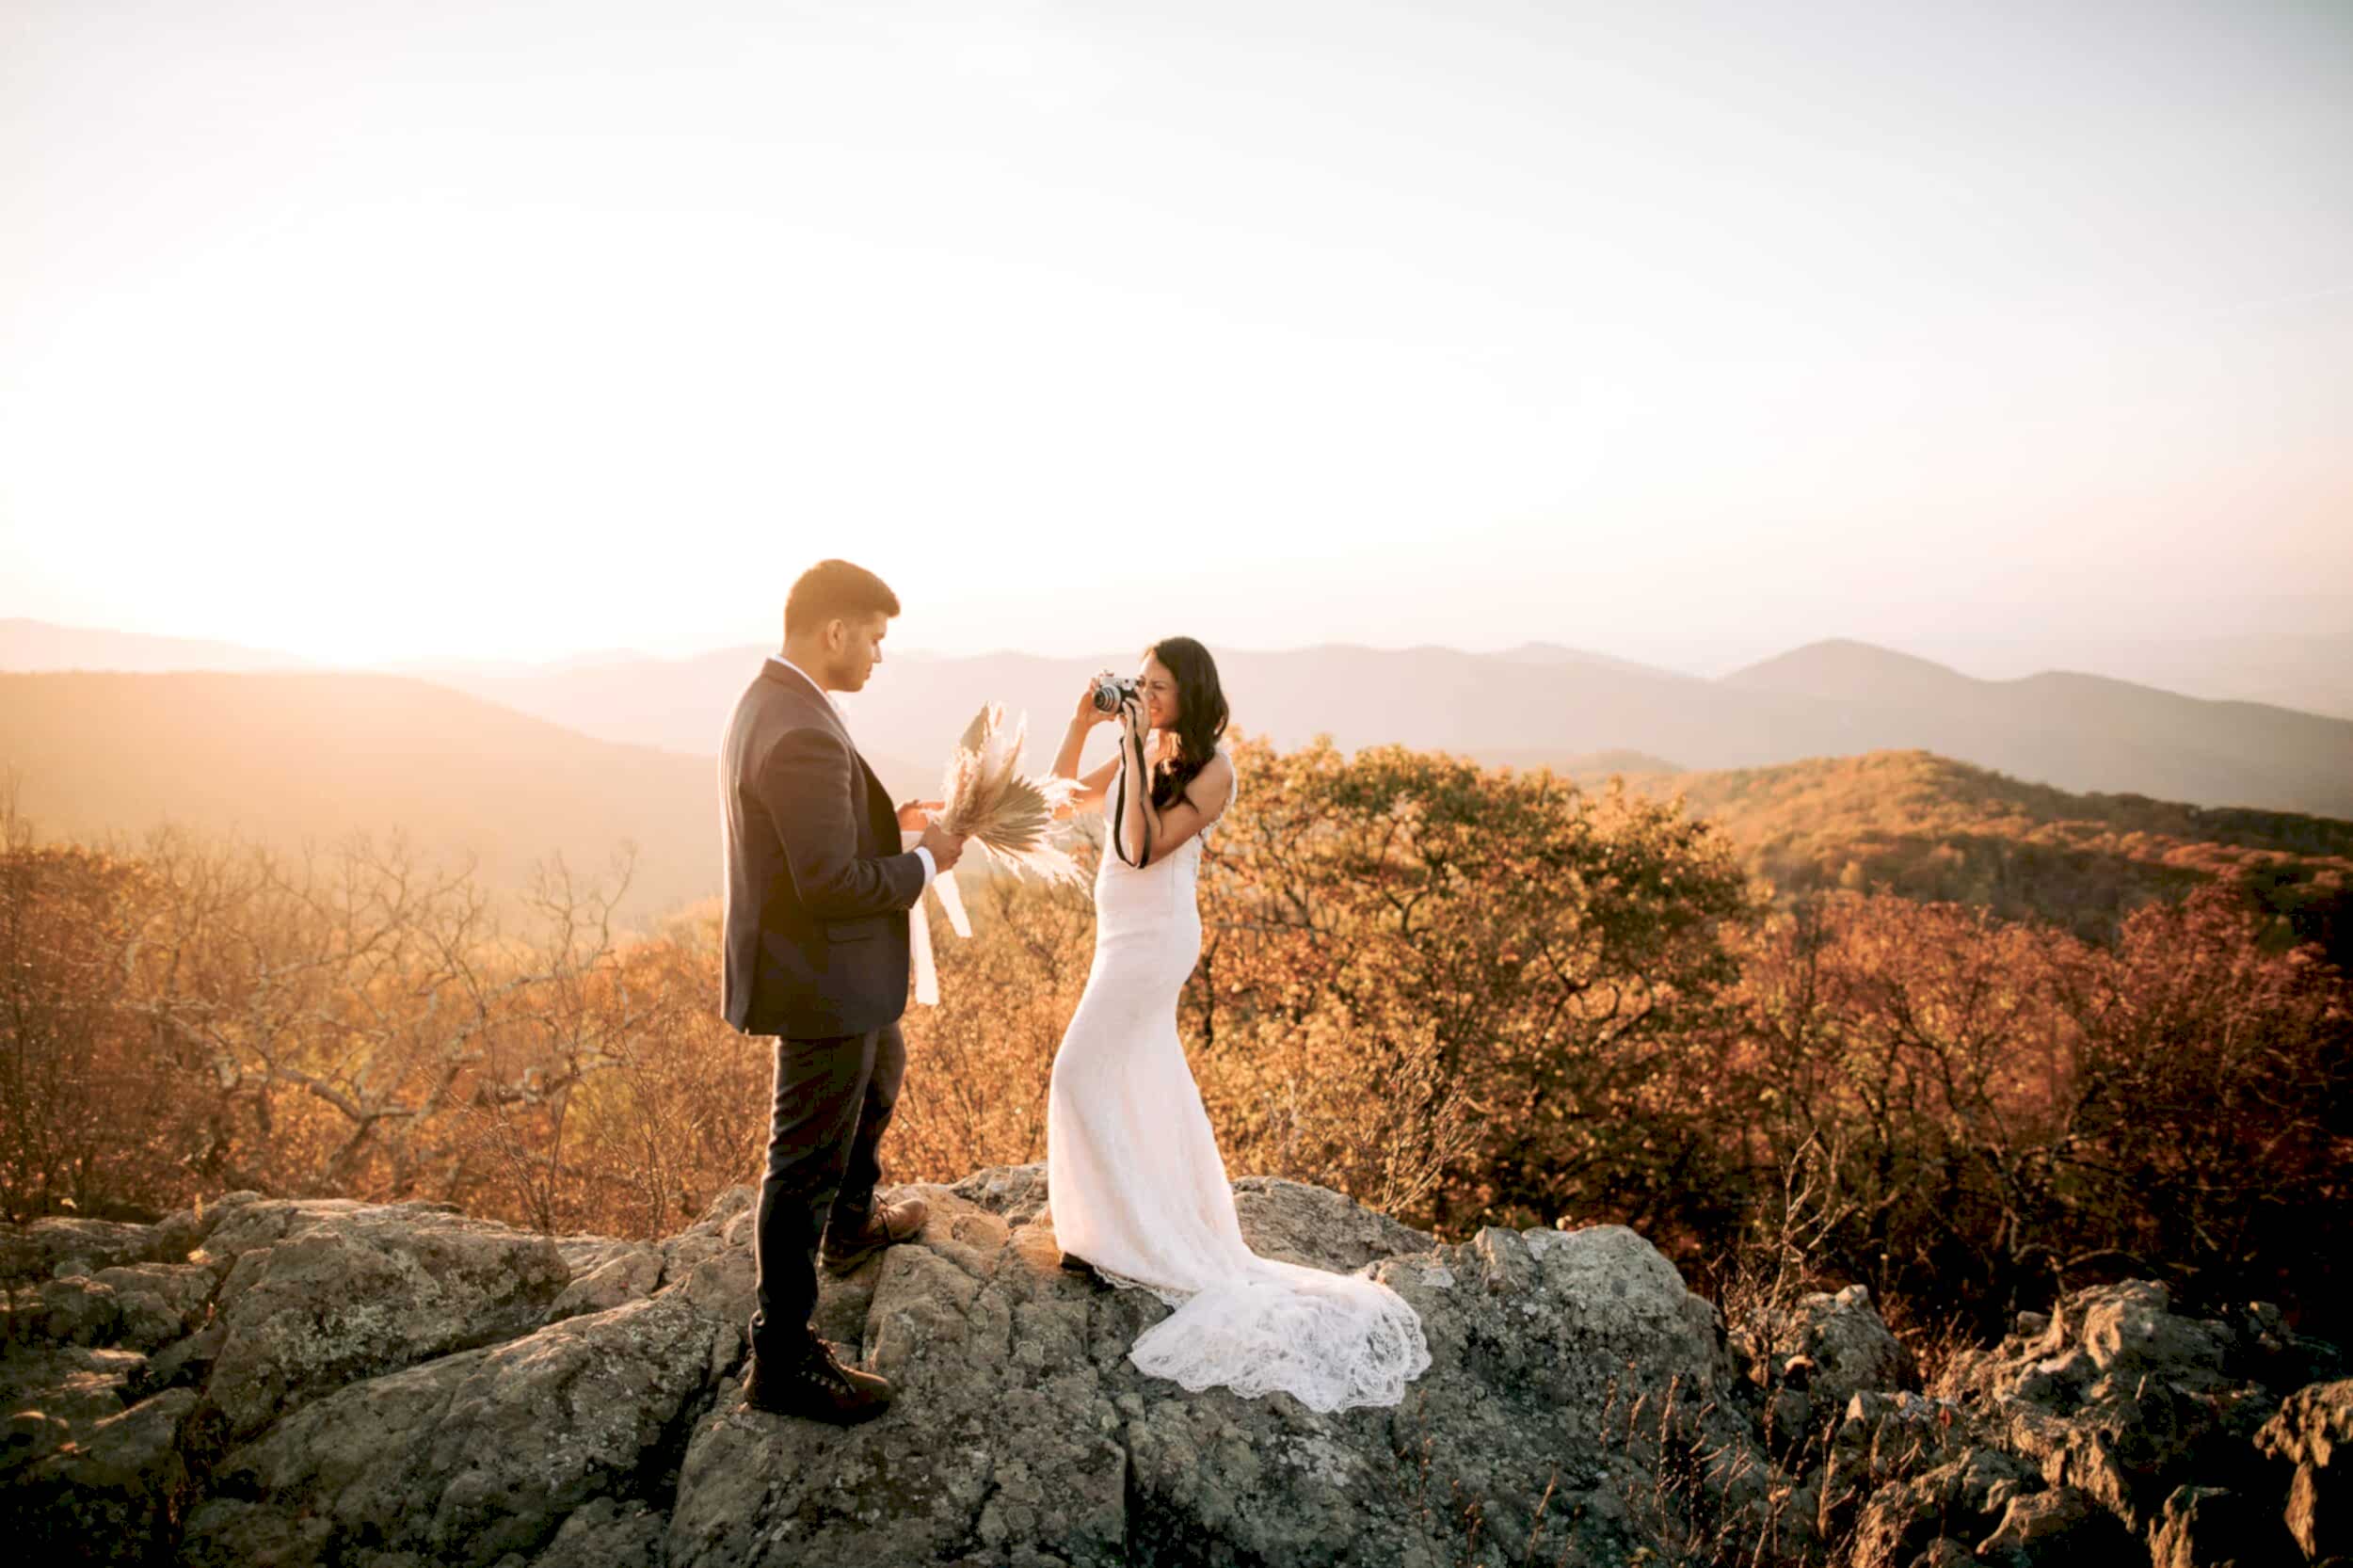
[1707,881,2352,1339]
[1184,733,1759,1238]
[884,856,1100,1179]
[3,739,2345,1361]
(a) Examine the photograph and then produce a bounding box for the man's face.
[830,611,889,692]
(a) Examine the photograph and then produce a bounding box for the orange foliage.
[3,744,2345,1343]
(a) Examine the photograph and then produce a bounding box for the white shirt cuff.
[914,844,936,888]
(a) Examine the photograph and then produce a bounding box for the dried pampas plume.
[936,703,1087,889]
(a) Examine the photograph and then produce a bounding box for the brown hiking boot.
[743,1336,892,1425]
[820,1192,929,1273]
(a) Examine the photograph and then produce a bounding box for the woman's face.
[1135,653,1181,732]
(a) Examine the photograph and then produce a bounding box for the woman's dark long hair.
[1144,636,1229,811]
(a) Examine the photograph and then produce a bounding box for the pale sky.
[4,0,2347,674]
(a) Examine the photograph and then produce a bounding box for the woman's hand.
[1109,692,1160,867]
[1073,672,1120,728]
[896,798,945,831]
[1119,696,1160,780]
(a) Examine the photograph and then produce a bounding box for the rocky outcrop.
[1737,1279,1913,1445]
[2,1165,1745,1567]
[196,1196,572,1441]
[7,1173,2342,1567]
[2257,1379,2352,1561]
[1802,1279,2341,1566]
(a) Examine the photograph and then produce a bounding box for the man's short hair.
[784,559,902,638]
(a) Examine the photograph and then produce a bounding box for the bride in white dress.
[1041,637,1432,1415]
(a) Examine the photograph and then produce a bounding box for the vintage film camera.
[1091,673,1140,713]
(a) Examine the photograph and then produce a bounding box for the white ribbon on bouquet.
[904,827,971,1005]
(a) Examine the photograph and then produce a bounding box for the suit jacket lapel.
[760,660,896,842]
[855,752,896,845]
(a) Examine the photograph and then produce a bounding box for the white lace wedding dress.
[1044,745,1433,1413]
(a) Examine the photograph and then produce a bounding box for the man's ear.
[822,617,847,654]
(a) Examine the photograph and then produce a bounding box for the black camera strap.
[1110,726,1153,870]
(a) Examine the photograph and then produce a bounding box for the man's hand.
[896,798,945,831]
[918,819,968,872]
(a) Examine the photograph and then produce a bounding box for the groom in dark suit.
[720,558,966,1424]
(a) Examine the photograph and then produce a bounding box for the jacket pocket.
[824,915,888,943]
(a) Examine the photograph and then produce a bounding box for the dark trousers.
[748,1021,905,1360]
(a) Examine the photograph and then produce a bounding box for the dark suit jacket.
[719,659,928,1039]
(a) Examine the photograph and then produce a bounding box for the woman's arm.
[1051,754,1121,819]
[1112,702,1152,862]
[1112,714,1234,868]
[1049,675,1123,819]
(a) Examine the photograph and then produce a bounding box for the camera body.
[1091,674,1140,713]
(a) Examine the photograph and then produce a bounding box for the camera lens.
[1092,675,1137,713]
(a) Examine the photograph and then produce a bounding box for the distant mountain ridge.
[422,640,2353,818]
[0,669,949,929]
[1496,642,1698,680]
[4,670,2345,947]
[1723,637,1981,702]
[1576,746,2353,966]
[1599,744,2353,861]
[0,672,720,927]
[0,618,315,673]
[4,620,2348,818]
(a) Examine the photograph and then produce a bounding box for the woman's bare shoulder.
[1187,749,1238,812]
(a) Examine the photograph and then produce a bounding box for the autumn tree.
[1187,735,1759,1236]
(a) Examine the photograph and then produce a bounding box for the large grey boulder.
[183,1252,748,1567]
[1846,1442,2030,1565]
[1738,1279,1913,1432]
[0,1216,160,1281]
[667,1178,1740,1568]
[543,1240,664,1324]
[13,1387,198,1565]
[15,1171,2353,1568]
[1945,1281,2309,1537]
[2148,1482,2271,1568]
[0,1344,150,1474]
[28,1274,122,1345]
[1228,1173,1444,1271]
[93,1262,215,1351]
[1974,1481,2133,1565]
[2258,1378,2353,1561]
[8,1165,1748,1567]
[198,1199,570,1439]
[1808,1277,2338,1567]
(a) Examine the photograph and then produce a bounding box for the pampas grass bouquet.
[935,703,1087,889]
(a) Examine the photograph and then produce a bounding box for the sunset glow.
[4,0,2347,673]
